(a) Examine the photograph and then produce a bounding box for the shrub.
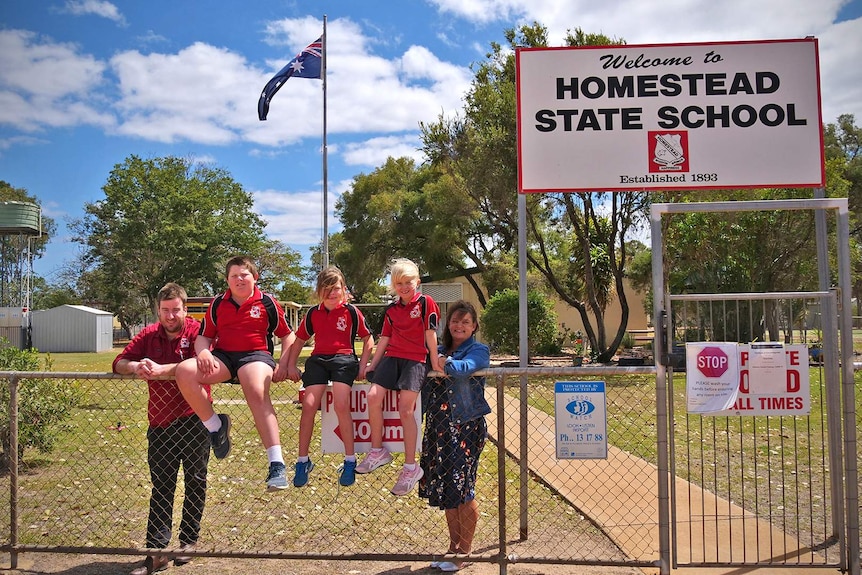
[0,342,83,469]
[481,289,561,356]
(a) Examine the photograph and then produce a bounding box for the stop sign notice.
[697,346,730,377]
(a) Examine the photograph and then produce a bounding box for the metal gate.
[650,198,859,574]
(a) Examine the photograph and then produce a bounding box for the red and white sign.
[716,344,809,415]
[516,39,824,192]
[686,342,740,413]
[320,383,422,454]
[685,343,810,416]
[696,346,730,378]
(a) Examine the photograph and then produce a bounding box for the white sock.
[404,463,416,471]
[203,414,221,433]
[266,445,284,464]
[297,456,309,463]
[344,455,356,462]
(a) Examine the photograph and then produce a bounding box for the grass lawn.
[9,343,621,561]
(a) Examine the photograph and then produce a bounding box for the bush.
[0,342,83,469]
[481,289,562,356]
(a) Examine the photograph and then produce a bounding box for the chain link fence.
[0,367,659,572]
[0,356,856,573]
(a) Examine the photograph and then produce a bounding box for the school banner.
[320,383,423,454]
[516,39,824,192]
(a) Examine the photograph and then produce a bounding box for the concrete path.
[485,390,831,574]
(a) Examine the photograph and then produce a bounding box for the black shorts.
[212,349,276,382]
[302,354,359,387]
[368,356,427,393]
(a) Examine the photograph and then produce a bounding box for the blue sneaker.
[210,414,231,459]
[266,462,288,491]
[339,459,357,487]
[293,459,314,487]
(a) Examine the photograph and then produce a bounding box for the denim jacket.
[439,336,492,424]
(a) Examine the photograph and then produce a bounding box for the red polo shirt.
[296,303,372,355]
[380,293,440,363]
[113,316,211,428]
[200,286,291,353]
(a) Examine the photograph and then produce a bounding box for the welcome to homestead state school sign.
[516,38,824,193]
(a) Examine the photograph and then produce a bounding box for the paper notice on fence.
[747,342,787,395]
[686,343,740,414]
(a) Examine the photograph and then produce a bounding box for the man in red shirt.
[175,256,295,492]
[114,283,210,575]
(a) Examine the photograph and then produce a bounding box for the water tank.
[0,201,41,235]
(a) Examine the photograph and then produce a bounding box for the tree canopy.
[71,155,302,329]
[342,23,645,361]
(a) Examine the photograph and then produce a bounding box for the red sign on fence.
[696,346,730,378]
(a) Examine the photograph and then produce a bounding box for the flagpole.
[321,15,329,269]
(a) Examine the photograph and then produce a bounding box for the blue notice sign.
[554,381,607,459]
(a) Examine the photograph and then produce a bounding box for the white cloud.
[61,0,126,25]
[101,16,473,149]
[817,16,862,124]
[0,30,114,132]
[341,135,425,166]
[110,42,266,144]
[427,0,862,123]
[254,188,330,249]
[137,30,169,45]
[255,17,472,144]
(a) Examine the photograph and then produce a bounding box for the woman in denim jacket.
[419,300,490,572]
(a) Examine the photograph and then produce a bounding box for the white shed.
[31,305,114,353]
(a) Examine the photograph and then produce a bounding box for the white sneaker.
[390,465,424,496]
[355,448,393,474]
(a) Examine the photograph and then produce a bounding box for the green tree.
[660,188,823,341]
[70,155,282,331]
[823,114,862,316]
[0,181,57,308]
[420,23,646,362]
[256,239,308,304]
[30,277,80,309]
[334,158,440,301]
[0,345,82,469]
[481,289,560,356]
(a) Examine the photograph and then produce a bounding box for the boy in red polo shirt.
[175,256,296,492]
[286,266,374,488]
[357,258,444,496]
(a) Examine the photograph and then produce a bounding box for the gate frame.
[650,197,858,575]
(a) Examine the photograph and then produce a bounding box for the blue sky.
[1,0,860,282]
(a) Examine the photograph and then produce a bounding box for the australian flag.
[258,37,323,121]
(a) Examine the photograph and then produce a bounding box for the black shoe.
[130,555,169,575]
[174,542,196,566]
[210,414,231,459]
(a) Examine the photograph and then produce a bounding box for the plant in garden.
[0,343,83,469]
[481,289,561,356]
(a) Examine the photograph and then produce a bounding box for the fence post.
[495,373,508,575]
[8,375,19,569]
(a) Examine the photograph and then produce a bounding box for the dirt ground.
[2,553,648,575]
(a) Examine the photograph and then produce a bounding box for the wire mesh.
[0,369,656,570]
[668,296,842,568]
